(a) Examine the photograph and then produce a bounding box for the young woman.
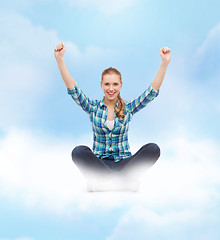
[54,43,171,192]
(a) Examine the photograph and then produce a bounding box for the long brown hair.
[101,67,125,120]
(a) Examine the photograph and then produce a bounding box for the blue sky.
[0,0,220,239]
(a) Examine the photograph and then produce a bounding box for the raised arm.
[151,46,171,91]
[54,43,76,89]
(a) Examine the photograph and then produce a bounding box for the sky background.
[0,0,220,239]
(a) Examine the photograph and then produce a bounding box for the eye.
[114,83,119,86]
[105,83,109,86]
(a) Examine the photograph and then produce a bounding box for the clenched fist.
[160,46,171,65]
[54,42,66,61]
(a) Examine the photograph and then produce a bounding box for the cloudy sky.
[0,0,220,239]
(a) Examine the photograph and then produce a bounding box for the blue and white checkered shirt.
[67,83,159,162]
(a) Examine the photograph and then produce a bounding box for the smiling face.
[101,73,122,104]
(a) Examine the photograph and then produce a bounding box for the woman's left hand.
[160,47,171,65]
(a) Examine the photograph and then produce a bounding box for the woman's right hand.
[54,42,65,61]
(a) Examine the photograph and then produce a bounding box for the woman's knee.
[143,143,161,158]
[71,145,91,159]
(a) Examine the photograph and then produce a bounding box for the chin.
[108,95,118,101]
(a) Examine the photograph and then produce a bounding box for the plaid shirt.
[67,83,159,162]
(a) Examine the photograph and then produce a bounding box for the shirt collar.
[100,97,119,108]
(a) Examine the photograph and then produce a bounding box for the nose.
[109,85,113,91]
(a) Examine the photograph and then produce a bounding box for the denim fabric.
[71,143,160,181]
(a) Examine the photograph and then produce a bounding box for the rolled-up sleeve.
[67,83,97,114]
[127,84,159,115]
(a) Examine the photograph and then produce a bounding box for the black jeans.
[71,143,160,181]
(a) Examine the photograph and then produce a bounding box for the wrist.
[56,56,64,64]
[161,61,169,68]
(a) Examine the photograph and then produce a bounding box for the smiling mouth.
[107,92,115,96]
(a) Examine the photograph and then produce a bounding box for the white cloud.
[105,134,220,239]
[1,0,32,10]
[0,126,220,216]
[190,21,220,82]
[0,0,54,11]
[0,10,57,128]
[1,0,139,15]
[0,10,114,129]
[62,0,139,15]
[106,206,220,240]
[0,238,34,240]
[0,126,137,214]
[195,22,220,57]
[64,41,115,68]
[143,137,220,206]
[185,22,220,115]
[0,126,91,215]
